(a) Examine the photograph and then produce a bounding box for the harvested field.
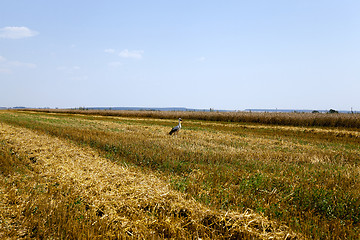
[1,110,360,239]
[0,122,296,239]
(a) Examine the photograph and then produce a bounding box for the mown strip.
[0,140,128,239]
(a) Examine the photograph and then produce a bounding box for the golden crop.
[1,110,360,239]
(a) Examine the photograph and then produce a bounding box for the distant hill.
[86,107,232,112]
[79,107,357,113]
[245,109,325,113]
[5,106,356,114]
[245,109,355,113]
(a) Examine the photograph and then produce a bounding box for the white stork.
[169,118,182,135]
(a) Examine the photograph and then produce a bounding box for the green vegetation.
[1,110,360,239]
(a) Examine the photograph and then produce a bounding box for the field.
[0,110,359,239]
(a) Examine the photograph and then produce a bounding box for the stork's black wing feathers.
[169,126,179,135]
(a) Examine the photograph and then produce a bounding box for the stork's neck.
[178,120,182,127]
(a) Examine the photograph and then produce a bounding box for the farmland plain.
[0,110,359,239]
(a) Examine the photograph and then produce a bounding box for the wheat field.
[1,110,360,239]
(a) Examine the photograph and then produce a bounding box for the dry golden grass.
[1,110,360,239]
[26,108,360,129]
[0,122,297,239]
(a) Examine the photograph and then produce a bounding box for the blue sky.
[1,1,359,111]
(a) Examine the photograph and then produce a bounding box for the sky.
[1,1,359,111]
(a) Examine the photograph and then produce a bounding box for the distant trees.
[328,109,339,114]
[311,109,339,114]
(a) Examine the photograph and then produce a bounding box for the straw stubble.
[0,123,297,239]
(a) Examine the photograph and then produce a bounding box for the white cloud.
[196,56,206,62]
[57,65,80,72]
[104,48,116,54]
[0,26,38,39]
[119,49,144,59]
[0,55,36,74]
[9,61,36,68]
